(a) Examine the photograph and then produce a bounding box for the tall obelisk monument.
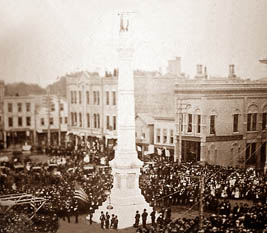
[92,13,152,229]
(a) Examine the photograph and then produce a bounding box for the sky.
[0,0,267,87]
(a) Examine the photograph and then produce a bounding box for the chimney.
[204,66,208,79]
[168,57,181,76]
[229,64,236,78]
[196,64,203,75]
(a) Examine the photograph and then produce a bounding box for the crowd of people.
[133,202,267,232]
[137,157,267,232]
[1,140,267,232]
[140,160,267,209]
[0,140,113,232]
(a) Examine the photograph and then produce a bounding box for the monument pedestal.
[92,156,152,229]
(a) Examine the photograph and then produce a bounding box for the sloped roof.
[136,113,155,125]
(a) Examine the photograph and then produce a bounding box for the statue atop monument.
[120,13,129,32]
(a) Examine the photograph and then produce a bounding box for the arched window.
[209,110,217,135]
[195,109,201,134]
[232,109,241,133]
[247,104,258,131]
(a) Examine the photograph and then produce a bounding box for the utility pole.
[47,87,51,147]
[177,100,186,165]
[58,95,61,146]
[178,111,182,165]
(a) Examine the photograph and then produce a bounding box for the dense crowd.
[134,202,267,232]
[138,157,267,232]
[0,140,113,233]
[140,160,267,208]
[1,141,267,232]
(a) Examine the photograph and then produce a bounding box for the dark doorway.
[182,141,200,162]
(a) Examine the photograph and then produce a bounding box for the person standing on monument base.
[100,211,105,229]
[110,214,115,228]
[114,215,118,230]
[142,209,148,228]
[135,210,140,227]
[105,212,110,229]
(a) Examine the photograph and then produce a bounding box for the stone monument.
[92,13,152,229]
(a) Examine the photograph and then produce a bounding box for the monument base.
[92,192,152,229]
[92,160,153,229]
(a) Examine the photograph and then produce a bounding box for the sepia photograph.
[0,0,267,232]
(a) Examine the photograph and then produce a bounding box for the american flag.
[74,183,89,203]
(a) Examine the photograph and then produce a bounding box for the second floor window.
[187,114,192,133]
[71,112,74,126]
[50,117,53,125]
[247,113,257,131]
[170,130,174,144]
[41,118,45,126]
[106,115,110,129]
[17,103,22,112]
[79,112,82,127]
[8,103,12,113]
[94,114,97,128]
[97,91,100,105]
[87,114,90,128]
[163,129,167,143]
[112,91,116,105]
[65,117,68,124]
[86,91,90,104]
[156,128,161,143]
[106,92,109,105]
[51,103,55,112]
[79,91,82,104]
[26,117,31,126]
[8,117,13,127]
[60,103,64,111]
[18,117,23,127]
[262,113,267,130]
[233,114,239,132]
[210,115,216,134]
[71,91,74,104]
[113,116,116,130]
[74,112,77,126]
[26,103,31,112]
[197,115,201,133]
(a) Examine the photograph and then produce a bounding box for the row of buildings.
[65,58,267,171]
[0,84,68,149]
[1,57,267,171]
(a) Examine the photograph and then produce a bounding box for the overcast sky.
[0,0,267,87]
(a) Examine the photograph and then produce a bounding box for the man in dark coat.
[135,210,140,227]
[100,211,105,229]
[105,212,110,229]
[142,209,148,228]
[114,215,118,229]
[110,214,115,229]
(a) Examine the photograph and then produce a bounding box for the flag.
[74,183,89,203]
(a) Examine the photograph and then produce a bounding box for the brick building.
[175,65,267,171]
